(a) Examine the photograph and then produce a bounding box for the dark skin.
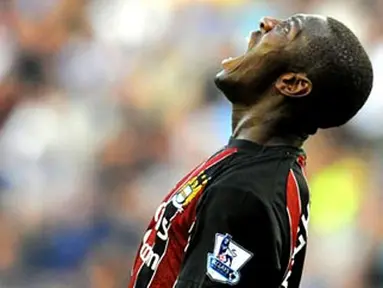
[215,14,329,148]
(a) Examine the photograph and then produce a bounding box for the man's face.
[215,14,328,104]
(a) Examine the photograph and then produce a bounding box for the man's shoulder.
[211,151,300,201]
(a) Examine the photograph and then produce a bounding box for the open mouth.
[221,30,262,72]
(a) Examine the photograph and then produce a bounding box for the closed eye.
[278,20,293,35]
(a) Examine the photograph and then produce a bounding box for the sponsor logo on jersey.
[139,171,209,271]
[207,233,252,285]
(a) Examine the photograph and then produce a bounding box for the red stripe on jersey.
[285,169,302,271]
[148,189,200,287]
[128,147,237,288]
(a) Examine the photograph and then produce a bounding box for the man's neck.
[231,103,306,148]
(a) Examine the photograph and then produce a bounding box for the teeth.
[221,55,245,71]
[221,57,233,64]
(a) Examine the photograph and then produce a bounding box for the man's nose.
[260,17,281,32]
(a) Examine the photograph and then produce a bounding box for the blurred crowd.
[0,0,382,287]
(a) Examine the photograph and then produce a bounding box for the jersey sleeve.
[175,184,283,287]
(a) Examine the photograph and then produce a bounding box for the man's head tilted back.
[215,14,373,135]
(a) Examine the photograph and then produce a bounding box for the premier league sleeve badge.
[206,233,253,285]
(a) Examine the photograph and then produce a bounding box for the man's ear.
[275,72,312,98]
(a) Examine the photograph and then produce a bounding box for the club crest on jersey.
[171,172,208,209]
[207,233,252,285]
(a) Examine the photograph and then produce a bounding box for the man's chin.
[214,70,243,103]
[214,69,231,90]
[215,68,227,79]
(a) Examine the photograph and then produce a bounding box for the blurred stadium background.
[0,0,382,287]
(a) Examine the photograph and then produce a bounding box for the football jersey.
[128,138,310,288]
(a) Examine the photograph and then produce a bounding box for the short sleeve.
[175,184,283,287]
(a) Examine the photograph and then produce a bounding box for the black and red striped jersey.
[128,138,310,288]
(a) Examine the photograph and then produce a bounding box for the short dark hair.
[291,17,373,134]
